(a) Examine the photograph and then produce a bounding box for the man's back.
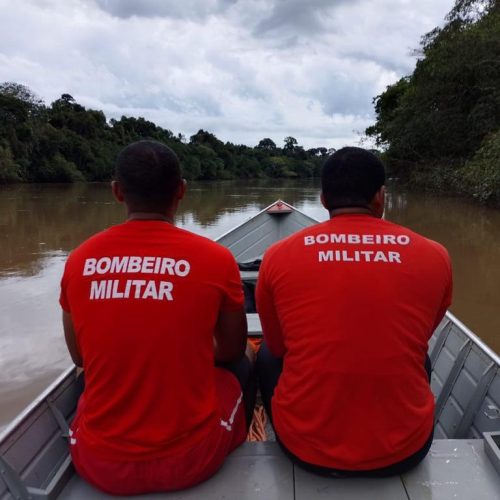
[256,214,452,470]
[61,220,243,461]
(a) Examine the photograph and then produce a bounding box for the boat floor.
[59,439,500,499]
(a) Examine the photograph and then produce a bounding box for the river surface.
[0,180,499,431]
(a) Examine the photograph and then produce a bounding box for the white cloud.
[0,0,453,148]
[94,0,239,20]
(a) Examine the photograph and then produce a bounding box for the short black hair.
[321,147,385,210]
[115,140,181,211]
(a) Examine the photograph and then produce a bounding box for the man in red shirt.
[256,147,452,476]
[60,140,253,495]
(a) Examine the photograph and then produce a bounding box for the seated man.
[256,147,452,477]
[60,140,253,495]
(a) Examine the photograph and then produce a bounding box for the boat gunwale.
[0,366,76,444]
[445,311,500,366]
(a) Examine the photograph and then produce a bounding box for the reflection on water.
[0,180,322,278]
[0,180,499,430]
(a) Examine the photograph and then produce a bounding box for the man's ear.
[371,185,385,218]
[111,180,125,203]
[176,179,187,201]
[320,191,328,210]
[170,179,186,214]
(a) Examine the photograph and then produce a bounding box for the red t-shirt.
[60,220,244,461]
[256,214,452,470]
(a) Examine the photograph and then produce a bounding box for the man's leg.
[425,354,431,382]
[256,342,322,467]
[216,342,257,428]
[255,341,283,423]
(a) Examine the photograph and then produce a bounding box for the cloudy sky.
[0,0,453,149]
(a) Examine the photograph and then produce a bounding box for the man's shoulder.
[61,226,118,280]
[67,226,117,260]
[70,223,231,256]
[63,223,237,279]
[382,219,451,265]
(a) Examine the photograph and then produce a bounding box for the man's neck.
[328,207,374,219]
[127,212,174,224]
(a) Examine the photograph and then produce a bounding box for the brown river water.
[0,180,499,431]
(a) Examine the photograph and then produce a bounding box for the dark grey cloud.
[94,0,238,20]
[254,0,355,36]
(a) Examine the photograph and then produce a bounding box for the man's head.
[113,140,184,214]
[321,147,386,217]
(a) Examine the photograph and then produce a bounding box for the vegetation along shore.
[366,0,500,205]
[0,83,328,184]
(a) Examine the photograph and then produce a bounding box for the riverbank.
[3,164,499,209]
[387,150,500,208]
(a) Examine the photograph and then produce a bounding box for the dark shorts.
[70,368,246,495]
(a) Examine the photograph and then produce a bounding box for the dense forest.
[366,0,500,205]
[0,83,329,184]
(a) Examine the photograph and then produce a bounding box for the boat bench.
[57,440,500,500]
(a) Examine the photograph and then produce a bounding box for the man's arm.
[432,253,453,332]
[62,310,83,367]
[214,307,247,363]
[214,249,248,363]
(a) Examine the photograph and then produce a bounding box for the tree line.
[366,0,500,205]
[0,84,329,184]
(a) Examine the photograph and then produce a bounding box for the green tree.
[458,130,500,203]
[0,82,45,117]
[365,0,500,202]
[37,154,84,182]
[283,136,298,150]
[256,138,277,151]
[0,142,21,182]
[0,83,330,184]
